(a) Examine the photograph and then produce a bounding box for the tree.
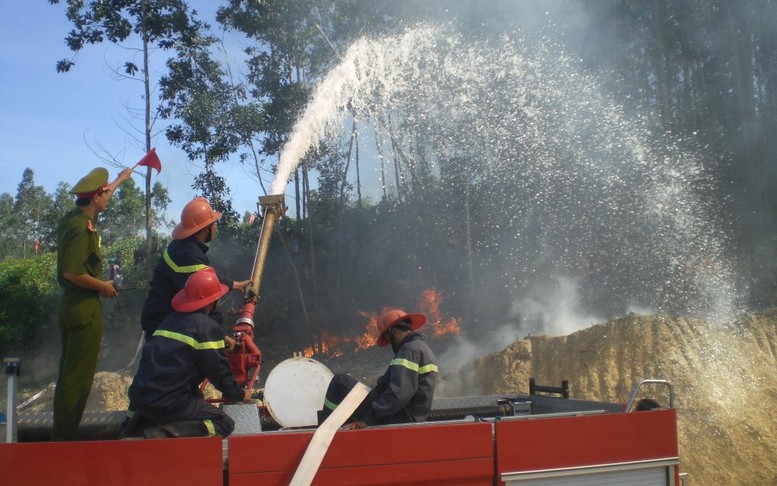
[13,169,54,259]
[160,38,243,164]
[49,0,213,274]
[150,181,172,229]
[611,0,777,303]
[1,173,65,260]
[158,26,268,202]
[39,182,74,253]
[100,179,146,245]
[0,193,16,260]
[191,164,239,227]
[217,0,324,214]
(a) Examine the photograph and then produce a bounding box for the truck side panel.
[495,409,680,484]
[228,421,494,485]
[0,437,224,486]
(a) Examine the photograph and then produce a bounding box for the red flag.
[136,148,162,173]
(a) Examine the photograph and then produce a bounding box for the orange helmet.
[172,197,222,240]
[376,309,426,347]
[171,267,229,313]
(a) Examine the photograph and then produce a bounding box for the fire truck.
[0,195,684,485]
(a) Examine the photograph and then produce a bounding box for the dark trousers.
[319,374,411,426]
[319,374,373,424]
[122,399,235,438]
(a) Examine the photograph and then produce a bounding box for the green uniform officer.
[52,166,133,441]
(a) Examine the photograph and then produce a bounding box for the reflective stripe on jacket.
[140,237,231,334]
[128,311,244,411]
[369,333,439,424]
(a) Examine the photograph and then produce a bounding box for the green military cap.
[70,167,109,196]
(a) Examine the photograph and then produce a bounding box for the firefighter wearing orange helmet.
[140,197,250,337]
[52,166,133,441]
[319,309,439,428]
[122,267,252,439]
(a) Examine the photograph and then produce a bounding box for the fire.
[302,333,343,358]
[302,320,377,358]
[416,288,462,338]
[303,288,461,359]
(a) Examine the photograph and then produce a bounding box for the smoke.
[434,323,522,397]
[625,303,657,316]
[511,276,604,336]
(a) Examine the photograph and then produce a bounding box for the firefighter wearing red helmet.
[140,197,250,338]
[319,309,439,428]
[122,267,252,439]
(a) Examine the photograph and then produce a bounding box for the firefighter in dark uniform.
[53,166,133,441]
[123,267,252,439]
[319,309,439,428]
[140,197,250,338]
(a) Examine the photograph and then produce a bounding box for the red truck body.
[0,405,680,485]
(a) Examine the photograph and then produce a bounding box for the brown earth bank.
[8,311,777,485]
[454,312,777,486]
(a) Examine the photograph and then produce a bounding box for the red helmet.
[171,267,229,313]
[172,197,222,240]
[376,309,426,347]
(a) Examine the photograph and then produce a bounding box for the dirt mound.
[455,312,777,486]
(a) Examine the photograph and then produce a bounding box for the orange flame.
[302,289,461,359]
[416,288,461,338]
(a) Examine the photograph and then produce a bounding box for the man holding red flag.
[52,165,133,441]
[53,148,159,441]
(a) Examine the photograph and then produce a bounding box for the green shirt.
[56,208,102,292]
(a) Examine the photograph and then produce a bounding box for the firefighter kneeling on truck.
[319,309,439,428]
[120,267,252,439]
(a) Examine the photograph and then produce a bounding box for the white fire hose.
[289,382,371,486]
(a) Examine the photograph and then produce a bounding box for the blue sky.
[0,1,273,221]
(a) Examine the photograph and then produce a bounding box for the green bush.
[102,236,153,290]
[0,254,59,354]
[0,238,153,357]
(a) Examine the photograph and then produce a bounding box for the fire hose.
[290,382,371,486]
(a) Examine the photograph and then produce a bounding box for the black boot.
[119,412,157,439]
[143,420,207,439]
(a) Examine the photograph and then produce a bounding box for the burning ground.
[10,309,777,485]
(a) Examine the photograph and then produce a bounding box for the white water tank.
[263,357,334,428]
